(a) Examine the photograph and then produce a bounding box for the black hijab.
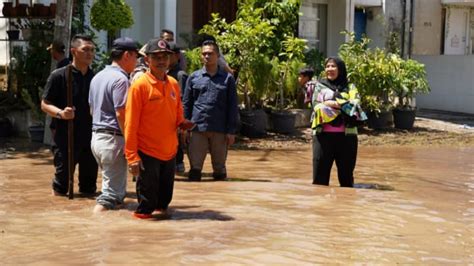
[319,57,349,93]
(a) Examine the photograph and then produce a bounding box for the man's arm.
[182,73,194,120]
[112,78,129,133]
[124,82,143,169]
[41,69,74,120]
[116,108,125,133]
[226,75,238,134]
[41,99,74,120]
[225,75,238,146]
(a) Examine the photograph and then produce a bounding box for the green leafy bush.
[199,1,306,110]
[393,58,430,110]
[338,32,429,113]
[90,0,133,34]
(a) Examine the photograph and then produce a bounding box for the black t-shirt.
[168,64,188,98]
[56,58,70,69]
[43,65,94,147]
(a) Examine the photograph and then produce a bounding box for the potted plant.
[269,37,306,134]
[339,32,395,129]
[391,58,430,129]
[2,1,15,17]
[6,19,20,40]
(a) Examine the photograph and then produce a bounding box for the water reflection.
[0,146,473,263]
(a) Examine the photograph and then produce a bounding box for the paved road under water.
[0,145,473,264]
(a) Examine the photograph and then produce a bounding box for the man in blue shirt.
[182,40,238,181]
[89,37,138,212]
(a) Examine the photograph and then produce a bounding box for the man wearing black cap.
[124,38,194,219]
[89,37,139,212]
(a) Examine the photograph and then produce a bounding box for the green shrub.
[338,32,429,113]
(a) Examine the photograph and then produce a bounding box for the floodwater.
[0,145,473,264]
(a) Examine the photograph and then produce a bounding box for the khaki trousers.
[188,131,227,174]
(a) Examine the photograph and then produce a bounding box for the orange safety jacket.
[124,71,184,163]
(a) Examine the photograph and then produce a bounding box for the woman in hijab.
[311,57,366,187]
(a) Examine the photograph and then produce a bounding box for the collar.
[106,64,128,78]
[200,66,224,78]
[144,71,169,85]
[70,65,92,76]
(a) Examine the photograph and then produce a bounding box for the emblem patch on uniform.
[170,90,176,100]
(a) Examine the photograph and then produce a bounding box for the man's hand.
[181,130,190,146]
[128,160,144,177]
[226,134,235,147]
[61,106,75,120]
[179,119,195,130]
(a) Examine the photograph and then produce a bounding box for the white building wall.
[327,0,347,56]
[324,0,387,56]
[365,6,385,49]
[414,55,474,114]
[412,0,443,55]
[354,0,382,6]
[177,0,193,48]
[121,0,179,45]
[122,0,155,44]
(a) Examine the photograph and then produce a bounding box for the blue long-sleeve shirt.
[183,67,238,134]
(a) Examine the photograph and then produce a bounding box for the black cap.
[144,38,172,54]
[169,43,181,54]
[112,37,139,52]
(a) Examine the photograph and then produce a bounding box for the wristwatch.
[56,111,62,119]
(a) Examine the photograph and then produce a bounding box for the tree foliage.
[90,0,133,34]
[339,32,429,112]
[200,0,306,109]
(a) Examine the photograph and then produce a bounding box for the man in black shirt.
[168,44,188,174]
[41,35,98,196]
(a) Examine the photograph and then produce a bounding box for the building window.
[299,0,327,54]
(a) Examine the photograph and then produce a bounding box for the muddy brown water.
[0,145,473,264]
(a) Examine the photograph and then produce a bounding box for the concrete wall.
[122,0,156,44]
[412,0,443,55]
[177,0,193,48]
[121,0,185,45]
[327,0,347,56]
[355,0,382,5]
[414,55,474,114]
[365,6,385,49]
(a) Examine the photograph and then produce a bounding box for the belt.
[93,128,123,136]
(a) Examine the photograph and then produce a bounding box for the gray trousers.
[91,132,127,209]
[187,131,228,174]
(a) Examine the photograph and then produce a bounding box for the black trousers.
[51,144,98,194]
[136,151,175,214]
[312,132,358,187]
